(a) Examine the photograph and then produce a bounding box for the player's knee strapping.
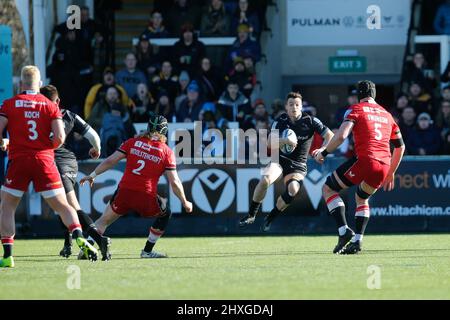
[152,211,172,232]
[325,174,343,192]
[281,179,302,205]
[356,185,371,200]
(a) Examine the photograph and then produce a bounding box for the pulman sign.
[287,0,411,46]
[329,56,367,73]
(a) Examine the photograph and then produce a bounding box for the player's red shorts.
[336,156,390,189]
[2,154,64,198]
[110,187,164,218]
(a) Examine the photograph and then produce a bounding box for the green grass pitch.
[1,235,450,299]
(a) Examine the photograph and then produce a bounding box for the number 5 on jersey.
[374,123,382,140]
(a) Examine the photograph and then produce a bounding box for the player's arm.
[314,121,354,163]
[0,116,9,151]
[383,130,405,192]
[80,151,126,187]
[165,169,193,213]
[75,114,101,159]
[51,119,66,148]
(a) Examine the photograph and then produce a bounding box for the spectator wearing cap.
[84,67,130,119]
[141,10,170,39]
[227,57,255,98]
[226,23,261,72]
[333,88,358,127]
[196,57,225,101]
[131,83,156,123]
[166,0,202,36]
[217,80,251,124]
[175,71,191,111]
[231,0,260,38]
[135,34,164,79]
[116,52,148,99]
[151,60,179,102]
[406,112,441,155]
[177,81,204,122]
[433,0,450,35]
[172,23,206,77]
[201,0,231,36]
[408,82,434,116]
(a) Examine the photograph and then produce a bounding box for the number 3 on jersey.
[374,123,382,140]
[27,120,38,140]
[132,160,145,175]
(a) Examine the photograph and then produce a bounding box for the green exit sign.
[329,56,367,73]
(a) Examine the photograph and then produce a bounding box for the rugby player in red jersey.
[80,114,193,258]
[0,66,98,267]
[313,80,405,254]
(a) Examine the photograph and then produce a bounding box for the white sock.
[338,225,348,236]
[353,234,363,242]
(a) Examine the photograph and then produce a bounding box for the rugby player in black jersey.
[239,92,334,231]
[40,85,111,260]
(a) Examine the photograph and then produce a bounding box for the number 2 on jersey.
[132,160,145,175]
[27,120,38,140]
[374,123,382,140]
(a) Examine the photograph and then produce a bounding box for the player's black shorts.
[279,156,307,177]
[56,160,78,193]
[333,156,357,187]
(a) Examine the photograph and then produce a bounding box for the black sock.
[249,201,262,217]
[355,216,369,237]
[3,245,12,258]
[77,210,95,230]
[72,229,83,239]
[57,215,72,246]
[330,206,347,229]
[144,240,155,253]
[267,206,281,221]
[87,227,103,246]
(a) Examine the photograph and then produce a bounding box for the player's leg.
[0,190,22,268]
[141,197,170,258]
[56,172,76,257]
[239,162,283,227]
[45,192,98,261]
[66,190,112,261]
[340,182,377,255]
[94,204,122,235]
[262,172,304,232]
[323,158,357,253]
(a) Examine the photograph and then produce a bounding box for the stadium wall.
[14,156,450,238]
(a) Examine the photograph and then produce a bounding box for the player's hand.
[0,138,9,152]
[383,173,395,191]
[183,201,193,213]
[80,176,95,188]
[89,148,100,159]
[282,138,297,149]
[312,148,325,164]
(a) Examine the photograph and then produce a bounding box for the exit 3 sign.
[329,56,367,73]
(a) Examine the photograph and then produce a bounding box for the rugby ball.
[280,129,297,154]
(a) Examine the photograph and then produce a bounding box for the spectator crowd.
[46,0,450,157]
